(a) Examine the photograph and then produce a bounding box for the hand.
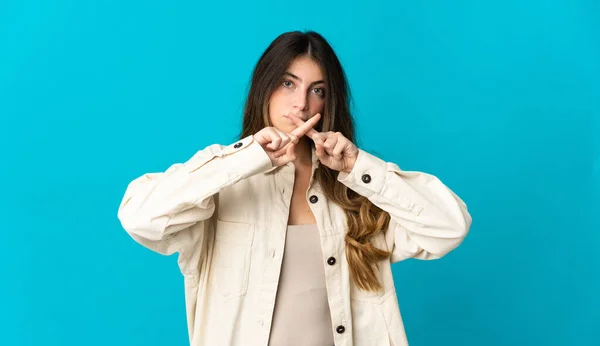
[284,113,359,173]
[253,113,322,167]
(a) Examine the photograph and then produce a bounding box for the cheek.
[309,97,326,112]
[268,90,286,113]
[267,92,281,120]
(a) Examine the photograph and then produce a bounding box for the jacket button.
[361,174,371,183]
[336,325,345,334]
[309,195,319,204]
[327,257,336,265]
[233,142,243,149]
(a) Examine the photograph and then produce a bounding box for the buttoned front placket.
[255,148,354,346]
[254,161,296,346]
[306,169,353,346]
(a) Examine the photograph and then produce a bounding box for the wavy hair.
[239,30,391,292]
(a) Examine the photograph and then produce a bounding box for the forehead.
[287,56,325,81]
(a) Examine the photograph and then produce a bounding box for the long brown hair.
[239,31,391,292]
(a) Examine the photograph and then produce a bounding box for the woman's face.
[267,56,326,133]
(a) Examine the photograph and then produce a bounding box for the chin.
[269,117,294,132]
[273,124,295,133]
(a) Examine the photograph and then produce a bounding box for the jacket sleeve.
[117,135,273,256]
[337,148,472,263]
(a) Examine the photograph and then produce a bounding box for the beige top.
[268,223,334,346]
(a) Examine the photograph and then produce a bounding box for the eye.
[282,80,294,88]
[312,87,325,96]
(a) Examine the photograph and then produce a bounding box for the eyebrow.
[284,72,325,87]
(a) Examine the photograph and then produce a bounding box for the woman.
[118,30,472,346]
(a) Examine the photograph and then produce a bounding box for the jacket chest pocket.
[211,219,254,299]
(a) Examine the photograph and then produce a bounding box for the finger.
[288,133,299,145]
[273,139,293,157]
[265,129,283,150]
[315,142,326,157]
[322,133,338,154]
[273,143,288,157]
[287,113,329,145]
[287,113,321,138]
[273,141,296,165]
[278,132,292,148]
[310,132,325,147]
[291,115,320,138]
[255,129,272,147]
[273,146,286,158]
[284,112,310,129]
[332,138,346,160]
[271,129,294,151]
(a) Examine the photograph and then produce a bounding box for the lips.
[285,113,306,121]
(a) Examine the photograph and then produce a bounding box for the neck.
[292,137,313,169]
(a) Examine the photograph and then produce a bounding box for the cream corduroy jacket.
[117,134,472,346]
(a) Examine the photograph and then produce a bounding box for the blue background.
[1,0,598,345]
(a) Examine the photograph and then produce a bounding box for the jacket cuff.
[233,136,274,179]
[186,135,273,179]
[337,148,387,198]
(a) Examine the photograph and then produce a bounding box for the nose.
[292,89,309,112]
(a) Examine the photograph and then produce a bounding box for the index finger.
[288,113,320,138]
